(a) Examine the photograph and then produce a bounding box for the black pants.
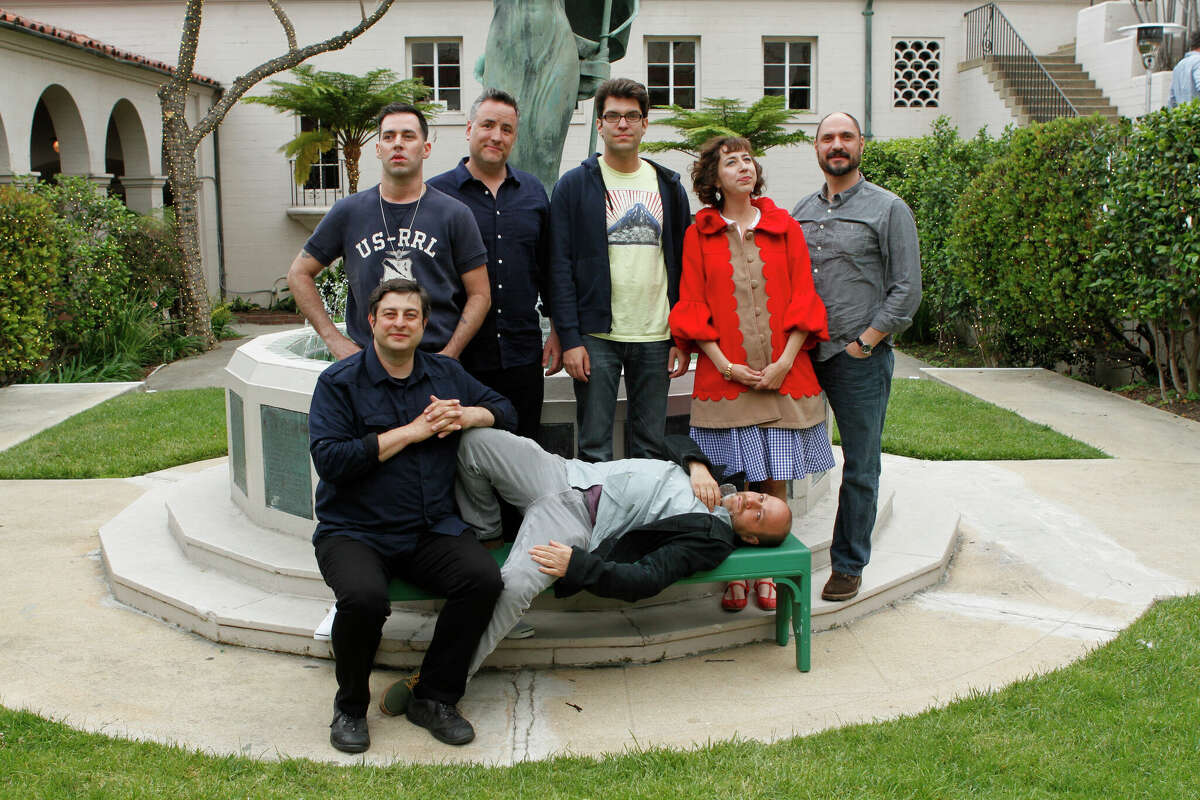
[468,360,544,539]
[314,533,502,717]
[468,361,544,440]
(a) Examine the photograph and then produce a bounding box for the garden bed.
[232,309,305,325]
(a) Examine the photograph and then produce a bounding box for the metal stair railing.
[964,2,1079,122]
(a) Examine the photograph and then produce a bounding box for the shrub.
[115,209,187,303]
[863,117,1007,344]
[947,115,1124,367]
[33,291,203,383]
[315,259,348,322]
[24,175,135,353]
[0,186,61,382]
[210,300,238,340]
[1094,101,1200,397]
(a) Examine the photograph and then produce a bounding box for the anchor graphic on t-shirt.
[382,248,414,281]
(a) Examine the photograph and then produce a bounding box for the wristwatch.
[854,337,874,355]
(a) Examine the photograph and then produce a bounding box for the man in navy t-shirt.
[288,103,490,360]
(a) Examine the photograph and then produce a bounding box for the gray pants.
[456,429,593,675]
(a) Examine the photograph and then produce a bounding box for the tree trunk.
[1167,328,1185,397]
[155,0,396,349]
[164,116,215,346]
[343,141,362,195]
[1152,323,1168,403]
[1184,306,1199,396]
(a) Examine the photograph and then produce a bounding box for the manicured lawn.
[0,379,1104,481]
[0,388,227,479]
[2,594,1196,798]
[832,378,1107,460]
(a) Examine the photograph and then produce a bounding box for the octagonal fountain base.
[97,329,960,669]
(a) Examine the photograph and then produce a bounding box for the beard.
[819,149,860,177]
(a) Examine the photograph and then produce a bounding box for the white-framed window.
[763,39,814,111]
[893,39,942,108]
[646,38,698,108]
[299,116,340,191]
[410,39,462,111]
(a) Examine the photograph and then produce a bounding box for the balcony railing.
[288,158,346,207]
[964,2,1078,122]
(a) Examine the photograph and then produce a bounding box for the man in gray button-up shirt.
[791,111,921,602]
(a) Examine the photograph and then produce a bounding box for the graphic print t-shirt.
[303,184,487,351]
[596,159,670,342]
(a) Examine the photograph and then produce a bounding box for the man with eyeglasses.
[548,78,690,462]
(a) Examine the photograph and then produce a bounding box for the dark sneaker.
[379,671,420,716]
[329,710,369,753]
[407,697,476,745]
[821,571,862,602]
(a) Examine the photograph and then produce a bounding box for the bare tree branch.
[186,0,397,147]
[266,0,298,52]
[158,0,204,109]
[359,0,368,20]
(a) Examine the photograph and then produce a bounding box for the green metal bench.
[387,536,812,672]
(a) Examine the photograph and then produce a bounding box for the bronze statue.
[479,0,637,195]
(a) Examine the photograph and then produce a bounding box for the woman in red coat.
[669,136,835,612]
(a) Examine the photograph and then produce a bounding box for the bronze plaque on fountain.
[260,405,313,519]
[228,390,247,495]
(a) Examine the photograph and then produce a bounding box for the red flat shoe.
[753,578,777,611]
[721,580,748,612]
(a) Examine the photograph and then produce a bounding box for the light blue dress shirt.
[565,458,732,550]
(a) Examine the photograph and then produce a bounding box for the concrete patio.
[0,350,1196,765]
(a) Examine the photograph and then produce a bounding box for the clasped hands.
[725,359,791,391]
[411,395,481,440]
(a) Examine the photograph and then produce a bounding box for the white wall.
[1,21,221,296]
[7,0,1091,300]
[1,26,165,176]
[955,63,1018,137]
[1076,1,1173,118]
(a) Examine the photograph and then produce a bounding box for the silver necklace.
[378,184,424,281]
[381,182,429,239]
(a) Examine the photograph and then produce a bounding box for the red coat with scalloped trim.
[668,196,829,429]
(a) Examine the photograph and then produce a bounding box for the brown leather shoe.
[821,571,862,601]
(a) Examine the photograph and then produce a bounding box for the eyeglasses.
[600,110,644,124]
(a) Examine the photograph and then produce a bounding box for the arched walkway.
[106,99,159,211]
[29,84,89,180]
[0,111,12,182]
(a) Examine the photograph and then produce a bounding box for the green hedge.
[863,117,1006,343]
[0,177,200,384]
[947,115,1124,367]
[27,176,135,351]
[1094,101,1200,396]
[0,187,61,380]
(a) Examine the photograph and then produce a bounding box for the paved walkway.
[0,341,1197,765]
[0,324,299,449]
[0,382,142,451]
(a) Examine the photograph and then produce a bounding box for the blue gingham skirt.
[690,423,835,482]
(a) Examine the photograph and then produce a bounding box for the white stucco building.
[0,0,1188,302]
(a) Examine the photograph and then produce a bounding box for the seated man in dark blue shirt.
[308,278,516,752]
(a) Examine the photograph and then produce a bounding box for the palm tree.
[640,95,810,158]
[244,65,437,195]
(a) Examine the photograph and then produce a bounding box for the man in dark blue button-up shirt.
[308,278,515,751]
[428,88,560,440]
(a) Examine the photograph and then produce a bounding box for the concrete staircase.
[99,457,959,671]
[980,42,1120,124]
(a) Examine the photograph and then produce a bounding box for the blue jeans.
[813,346,894,576]
[573,336,672,462]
